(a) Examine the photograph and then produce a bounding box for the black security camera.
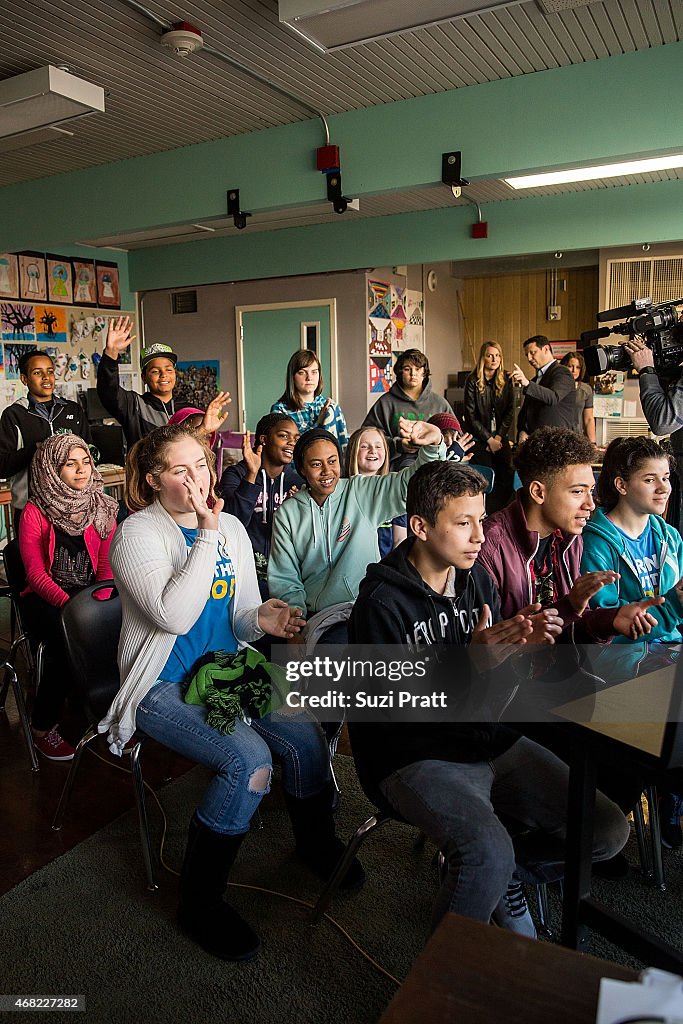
[227,188,251,231]
[333,198,348,215]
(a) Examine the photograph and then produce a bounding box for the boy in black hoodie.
[348,461,629,938]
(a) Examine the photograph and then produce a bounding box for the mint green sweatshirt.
[267,442,445,613]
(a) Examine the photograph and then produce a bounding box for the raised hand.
[567,571,620,616]
[317,398,333,427]
[105,315,135,358]
[399,417,442,448]
[258,599,307,638]
[511,363,529,388]
[242,431,263,481]
[201,391,231,435]
[613,596,665,639]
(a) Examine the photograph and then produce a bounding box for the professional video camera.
[581,297,683,377]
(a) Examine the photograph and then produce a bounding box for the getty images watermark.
[269,644,683,726]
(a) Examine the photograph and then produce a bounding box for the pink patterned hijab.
[29,434,119,538]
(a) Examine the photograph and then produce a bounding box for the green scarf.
[184,648,290,735]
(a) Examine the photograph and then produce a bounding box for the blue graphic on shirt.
[615,520,660,597]
[161,527,238,684]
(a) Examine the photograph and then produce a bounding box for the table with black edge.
[553,662,683,970]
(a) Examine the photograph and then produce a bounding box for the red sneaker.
[33,727,76,762]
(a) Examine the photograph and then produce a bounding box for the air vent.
[607,257,683,308]
[171,290,198,315]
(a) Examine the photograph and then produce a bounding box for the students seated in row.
[479,427,663,642]
[20,434,118,760]
[97,316,230,446]
[363,349,454,468]
[270,349,348,451]
[267,418,444,645]
[344,426,407,557]
[98,424,363,963]
[219,413,303,597]
[347,461,629,937]
[581,436,683,849]
[0,350,91,524]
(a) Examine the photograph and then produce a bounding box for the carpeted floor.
[3,756,683,1024]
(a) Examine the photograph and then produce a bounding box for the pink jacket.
[19,502,115,608]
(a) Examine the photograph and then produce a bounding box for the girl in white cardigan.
[99,424,363,962]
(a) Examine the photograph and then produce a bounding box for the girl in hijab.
[19,433,119,760]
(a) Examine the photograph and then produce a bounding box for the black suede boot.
[177,814,261,962]
[284,781,365,890]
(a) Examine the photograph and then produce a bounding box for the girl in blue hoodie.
[581,436,683,644]
[581,436,683,849]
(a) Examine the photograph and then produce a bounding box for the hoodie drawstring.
[260,469,267,524]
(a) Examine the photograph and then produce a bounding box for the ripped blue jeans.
[136,680,331,835]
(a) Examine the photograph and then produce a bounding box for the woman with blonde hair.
[464,341,514,512]
[345,426,407,556]
[99,423,363,963]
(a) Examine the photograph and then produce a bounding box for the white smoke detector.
[161,22,204,58]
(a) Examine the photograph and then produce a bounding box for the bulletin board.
[0,300,140,413]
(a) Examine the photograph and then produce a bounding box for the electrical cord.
[85,745,403,987]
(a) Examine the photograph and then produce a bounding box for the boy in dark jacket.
[219,413,302,597]
[348,461,629,938]
[0,350,91,518]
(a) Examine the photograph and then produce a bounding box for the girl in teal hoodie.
[268,418,445,638]
[581,436,683,644]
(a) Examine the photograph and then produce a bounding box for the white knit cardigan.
[98,499,263,755]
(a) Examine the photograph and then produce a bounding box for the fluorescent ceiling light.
[0,66,105,141]
[504,154,683,189]
[279,0,525,52]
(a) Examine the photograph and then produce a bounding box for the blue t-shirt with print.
[161,527,238,683]
[614,519,660,598]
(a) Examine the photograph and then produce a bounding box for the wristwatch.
[638,366,657,376]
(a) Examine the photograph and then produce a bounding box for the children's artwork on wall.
[368,335,392,356]
[175,360,220,408]
[404,290,425,350]
[369,356,392,393]
[18,254,47,302]
[0,254,19,299]
[95,262,121,308]
[35,305,68,344]
[368,279,391,314]
[72,260,97,305]
[4,342,36,381]
[46,256,74,304]
[390,285,407,346]
[1,302,36,341]
[0,346,4,374]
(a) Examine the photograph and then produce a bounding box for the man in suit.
[512,335,576,442]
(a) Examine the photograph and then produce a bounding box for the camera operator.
[622,330,683,531]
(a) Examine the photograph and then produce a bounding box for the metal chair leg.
[128,742,158,892]
[634,794,652,882]
[537,882,553,939]
[1,660,39,771]
[645,784,666,891]
[310,812,392,926]
[52,726,98,830]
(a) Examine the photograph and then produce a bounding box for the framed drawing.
[35,304,68,344]
[96,261,121,308]
[72,259,97,305]
[0,254,19,299]
[18,252,47,302]
[46,255,74,304]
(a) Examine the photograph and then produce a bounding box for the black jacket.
[347,540,517,800]
[96,352,193,446]
[218,460,303,566]
[464,372,514,444]
[517,360,576,436]
[0,396,91,510]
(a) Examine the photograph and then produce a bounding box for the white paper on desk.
[623,400,637,417]
[597,968,683,1024]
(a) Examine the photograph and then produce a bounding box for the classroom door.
[238,303,334,431]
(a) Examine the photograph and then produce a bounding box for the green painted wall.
[128,178,683,291]
[0,42,681,255]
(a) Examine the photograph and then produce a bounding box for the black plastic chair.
[51,582,158,891]
[0,538,38,771]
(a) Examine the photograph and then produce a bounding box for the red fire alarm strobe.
[316,145,340,173]
[471,222,488,239]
